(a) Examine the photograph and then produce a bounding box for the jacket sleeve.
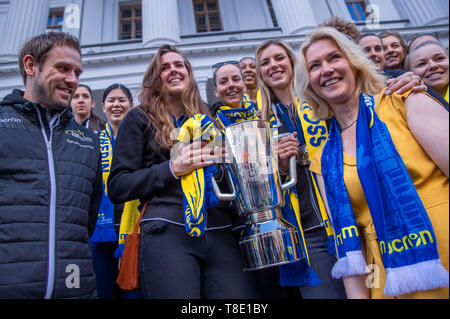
[88,144,103,237]
[107,109,176,204]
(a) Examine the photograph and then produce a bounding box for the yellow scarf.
[177,114,218,237]
[98,124,141,257]
[258,92,334,252]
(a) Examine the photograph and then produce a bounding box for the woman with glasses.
[107,45,258,299]
[211,60,259,127]
[255,39,347,299]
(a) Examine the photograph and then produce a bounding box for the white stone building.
[0,0,448,117]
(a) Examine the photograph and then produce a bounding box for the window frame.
[119,3,142,40]
[345,0,367,22]
[266,0,278,27]
[47,8,64,32]
[192,0,223,33]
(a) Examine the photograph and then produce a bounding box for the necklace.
[340,118,357,131]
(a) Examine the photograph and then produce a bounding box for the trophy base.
[238,209,305,271]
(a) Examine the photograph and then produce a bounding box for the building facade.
[0,0,448,116]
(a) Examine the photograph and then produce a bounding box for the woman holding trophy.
[255,39,347,299]
[107,45,258,299]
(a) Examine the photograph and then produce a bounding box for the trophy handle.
[275,133,298,191]
[211,168,236,201]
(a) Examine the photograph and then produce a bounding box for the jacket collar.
[1,89,73,126]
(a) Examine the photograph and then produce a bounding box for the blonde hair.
[255,39,298,121]
[296,26,386,120]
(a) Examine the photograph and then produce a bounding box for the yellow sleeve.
[309,143,325,175]
[376,88,441,120]
[256,89,262,110]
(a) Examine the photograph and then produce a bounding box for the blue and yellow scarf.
[177,114,220,237]
[215,99,259,129]
[91,123,141,256]
[267,99,332,287]
[90,123,118,246]
[321,94,449,296]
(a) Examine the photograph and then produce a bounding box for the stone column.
[142,0,180,47]
[0,0,50,60]
[270,0,317,35]
[394,0,448,26]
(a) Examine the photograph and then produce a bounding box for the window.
[266,0,278,27]
[119,4,142,40]
[345,0,367,22]
[47,8,64,32]
[193,0,222,33]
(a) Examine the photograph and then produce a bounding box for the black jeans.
[298,227,347,299]
[138,220,260,299]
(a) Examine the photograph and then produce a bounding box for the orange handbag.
[116,201,148,291]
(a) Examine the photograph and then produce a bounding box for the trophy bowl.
[212,119,305,270]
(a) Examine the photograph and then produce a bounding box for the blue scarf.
[215,100,259,128]
[321,94,449,296]
[177,114,219,237]
[90,123,118,246]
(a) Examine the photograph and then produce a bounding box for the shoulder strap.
[133,201,148,234]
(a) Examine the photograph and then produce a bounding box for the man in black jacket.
[0,32,102,298]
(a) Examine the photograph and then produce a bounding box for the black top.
[107,107,233,228]
[275,105,324,232]
[0,89,101,298]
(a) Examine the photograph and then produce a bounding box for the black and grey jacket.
[0,90,102,299]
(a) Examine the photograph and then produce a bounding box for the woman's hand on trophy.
[171,140,218,176]
[278,132,299,174]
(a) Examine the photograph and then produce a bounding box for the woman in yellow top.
[405,40,449,103]
[296,27,449,299]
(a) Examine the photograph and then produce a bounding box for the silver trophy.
[212,119,305,271]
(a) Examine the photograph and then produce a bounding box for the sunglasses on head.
[212,60,240,74]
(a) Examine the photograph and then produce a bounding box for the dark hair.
[358,33,380,43]
[320,16,361,42]
[239,57,255,63]
[408,33,440,51]
[77,84,93,99]
[102,83,133,104]
[18,32,81,85]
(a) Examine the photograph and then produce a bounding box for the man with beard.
[0,32,102,298]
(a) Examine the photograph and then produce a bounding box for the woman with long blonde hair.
[255,39,347,298]
[300,26,449,299]
[107,45,258,299]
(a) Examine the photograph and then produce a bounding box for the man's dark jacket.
[0,90,102,299]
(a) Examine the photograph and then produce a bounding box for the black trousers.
[298,227,347,299]
[236,227,347,299]
[138,220,260,299]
